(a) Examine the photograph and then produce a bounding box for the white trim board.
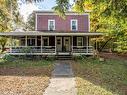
[71,19,78,31]
[0,32,103,36]
[48,19,55,31]
[35,12,89,16]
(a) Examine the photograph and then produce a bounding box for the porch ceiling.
[0,31,103,36]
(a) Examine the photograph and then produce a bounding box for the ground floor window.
[77,37,83,46]
[27,36,36,46]
[43,37,49,46]
[20,38,25,46]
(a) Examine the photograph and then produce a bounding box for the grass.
[72,57,127,95]
[0,57,54,95]
[0,59,53,67]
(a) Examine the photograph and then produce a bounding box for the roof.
[34,10,89,15]
[0,31,103,36]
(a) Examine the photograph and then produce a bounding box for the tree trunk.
[99,38,113,52]
[1,43,6,53]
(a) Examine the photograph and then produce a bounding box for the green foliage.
[0,0,23,52]
[25,13,35,30]
[52,0,70,18]
[73,55,87,61]
[0,58,54,68]
[21,47,32,53]
[3,54,16,62]
[73,58,127,95]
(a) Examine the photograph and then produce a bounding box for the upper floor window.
[48,20,55,31]
[71,19,78,31]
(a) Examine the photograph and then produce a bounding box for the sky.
[18,0,74,22]
[18,0,56,22]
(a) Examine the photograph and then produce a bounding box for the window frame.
[43,37,49,46]
[27,36,36,46]
[71,19,78,31]
[48,19,55,31]
[77,37,83,46]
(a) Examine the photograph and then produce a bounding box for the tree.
[0,0,22,52]
[25,13,35,30]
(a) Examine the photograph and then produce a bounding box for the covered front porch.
[0,31,102,55]
[9,36,93,55]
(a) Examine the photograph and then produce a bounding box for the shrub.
[3,54,16,62]
[21,47,32,53]
[73,55,87,61]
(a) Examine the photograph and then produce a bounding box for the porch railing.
[8,46,56,54]
[72,46,93,54]
[7,46,93,55]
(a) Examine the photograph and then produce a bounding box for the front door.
[63,37,70,52]
[56,37,62,52]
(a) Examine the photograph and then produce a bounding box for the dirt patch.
[0,67,52,95]
[99,52,127,61]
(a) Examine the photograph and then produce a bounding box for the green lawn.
[0,58,53,67]
[72,57,127,95]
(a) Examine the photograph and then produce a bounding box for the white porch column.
[55,36,56,54]
[41,35,42,53]
[25,36,27,47]
[86,36,88,53]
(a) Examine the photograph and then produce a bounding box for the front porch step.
[56,55,73,60]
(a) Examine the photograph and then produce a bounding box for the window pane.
[77,37,83,46]
[27,39,35,46]
[21,39,25,46]
[49,20,55,31]
[57,39,61,45]
[71,20,77,30]
[44,39,48,46]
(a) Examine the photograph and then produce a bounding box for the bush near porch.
[72,57,127,95]
[0,57,54,95]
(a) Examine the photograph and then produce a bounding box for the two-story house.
[0,11,102,56]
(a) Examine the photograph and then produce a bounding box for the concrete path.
[43,60,77,95]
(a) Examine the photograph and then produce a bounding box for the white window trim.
[48,19,55,31]
[43,37,49,46]
[77,37,83,46]
[71,19,78,31]
[27,38,36,46]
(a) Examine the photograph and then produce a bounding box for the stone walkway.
[43,60,77,95]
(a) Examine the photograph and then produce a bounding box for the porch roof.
[0,31,103,36]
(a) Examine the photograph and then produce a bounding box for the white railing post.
[25,36,27,47]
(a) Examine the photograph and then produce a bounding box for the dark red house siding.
[36,15,89,32]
